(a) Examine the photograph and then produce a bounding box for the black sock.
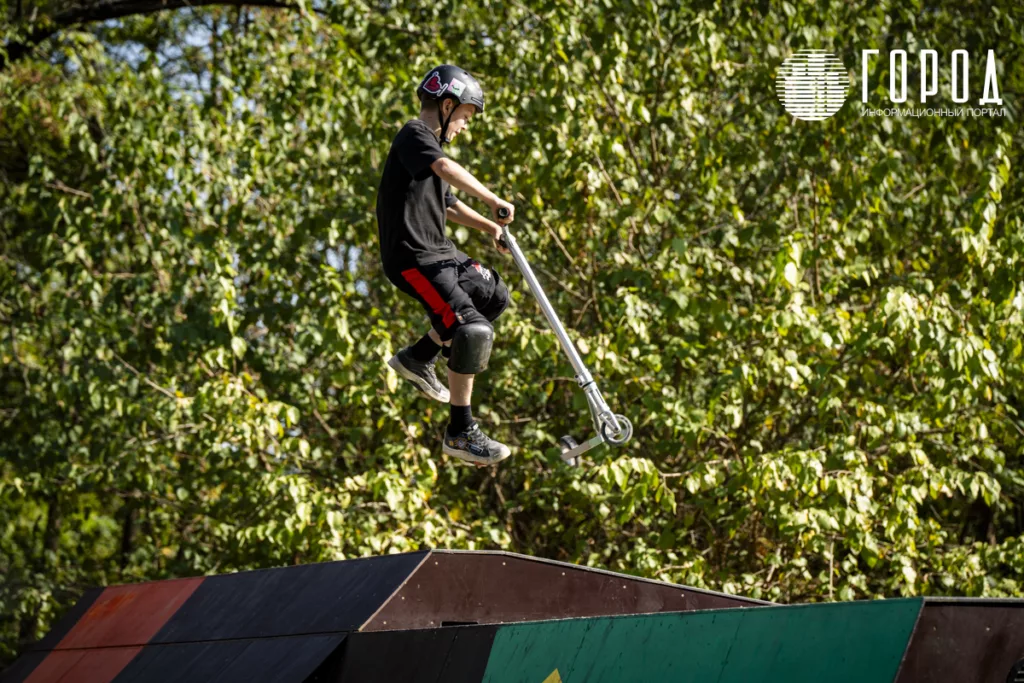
[448,404,474,435]
[408,334,441,362]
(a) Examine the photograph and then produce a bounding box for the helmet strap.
[437,99,455,146]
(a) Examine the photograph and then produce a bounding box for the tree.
[2,0,1023,668]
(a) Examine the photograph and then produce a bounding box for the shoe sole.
[442,442,512,467]
[387,354,450,403]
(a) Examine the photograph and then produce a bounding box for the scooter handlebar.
[496,206,511,250]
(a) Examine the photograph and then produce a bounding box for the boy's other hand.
[491,198,515,224]
[490,223,510,255]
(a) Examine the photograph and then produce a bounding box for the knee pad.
[481,272,510,322]
[448,321,494,374]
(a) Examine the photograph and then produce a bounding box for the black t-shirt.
[376,119,459,272]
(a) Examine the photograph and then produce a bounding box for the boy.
[376,64,515,466]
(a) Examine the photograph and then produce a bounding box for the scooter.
[497,206,633,466]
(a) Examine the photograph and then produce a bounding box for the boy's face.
[442,101,477,142]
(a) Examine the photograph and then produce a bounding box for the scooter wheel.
[601,414,633,446]
[559,435,580,467]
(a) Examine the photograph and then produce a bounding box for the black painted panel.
[153,554,426,642]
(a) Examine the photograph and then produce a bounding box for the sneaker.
[443,423,512,466]
[387,347,450,403]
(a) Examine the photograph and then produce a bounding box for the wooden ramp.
[1,550,761,683]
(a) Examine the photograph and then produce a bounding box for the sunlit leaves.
[1,0,1024,666]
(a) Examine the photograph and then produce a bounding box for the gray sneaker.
[443,423,512,466]
[387,347,450,403]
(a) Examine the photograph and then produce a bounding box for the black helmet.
[416,64,484,145]
[417,64,485,112]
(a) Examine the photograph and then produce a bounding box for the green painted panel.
[481,598,923,683]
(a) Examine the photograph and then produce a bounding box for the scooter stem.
[499,224,593,388]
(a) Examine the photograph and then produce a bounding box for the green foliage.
[2,0,1023,668]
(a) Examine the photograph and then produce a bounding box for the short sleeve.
[397,122,446,177]
[444,188,458,208]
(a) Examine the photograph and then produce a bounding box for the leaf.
[784,262,800,286]
[902,565,917,586]
[611,461,628,490]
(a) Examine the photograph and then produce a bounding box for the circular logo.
[775,49,850,121]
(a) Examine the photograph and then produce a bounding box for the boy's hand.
[491,223,510,255]
[490,198,515,224]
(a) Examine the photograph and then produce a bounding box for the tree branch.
[2,0,324,69]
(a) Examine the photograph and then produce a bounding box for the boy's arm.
[431,157,515,224]
[447,200,510,254]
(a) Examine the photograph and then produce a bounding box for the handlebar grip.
[497,206,511,251]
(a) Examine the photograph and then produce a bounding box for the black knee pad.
[448,321,494,374]
[480,270,510,322]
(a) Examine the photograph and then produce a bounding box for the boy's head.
[416,64,484,145]
[420,98,476,143]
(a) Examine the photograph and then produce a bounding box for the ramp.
[10,550,1016,683]
[1,550,760,683]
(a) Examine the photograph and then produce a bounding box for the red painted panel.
[23,647,141,683]
[56,577,205,649]
[364,551,764,631]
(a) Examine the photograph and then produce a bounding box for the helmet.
[416,64,485,113]
[416,64,484,145]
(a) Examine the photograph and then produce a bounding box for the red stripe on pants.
[401,267,457,328]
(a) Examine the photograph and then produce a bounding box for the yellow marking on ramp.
[542,670,563,683]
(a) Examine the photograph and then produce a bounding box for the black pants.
[385,250,510,342]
